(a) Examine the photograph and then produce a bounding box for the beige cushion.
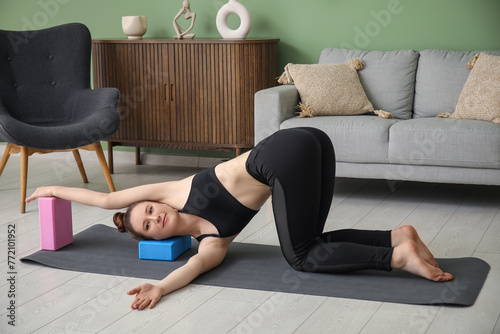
[438,53,500,124]
[278,59,392,119]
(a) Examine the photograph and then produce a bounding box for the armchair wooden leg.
[72,149,89,183]
[92,142,116,192]
[20,146,28,214]
[0,143,13,177]
[107,142,114,174]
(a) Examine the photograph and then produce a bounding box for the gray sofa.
[254,48,500,186]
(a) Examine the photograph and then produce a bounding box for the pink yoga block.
[39,197,73,250]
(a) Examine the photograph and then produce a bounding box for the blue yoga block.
[139,236,192,261]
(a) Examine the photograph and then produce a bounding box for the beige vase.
[122,16,147,40]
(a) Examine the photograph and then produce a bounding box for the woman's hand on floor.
[127,283,164,310]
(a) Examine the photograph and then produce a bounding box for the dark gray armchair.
[0,23,120,213]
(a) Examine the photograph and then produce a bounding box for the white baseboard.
[0,144,226,169]
[139,152,226,168]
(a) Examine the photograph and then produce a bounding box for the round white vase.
[122,16,147,40]
[216,0,251,39]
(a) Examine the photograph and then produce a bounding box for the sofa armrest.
[254,85,299,144]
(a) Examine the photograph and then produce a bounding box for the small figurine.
[173,0,196,39]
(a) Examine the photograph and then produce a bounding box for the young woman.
[26,127,453,310]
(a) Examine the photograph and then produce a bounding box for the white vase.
[122,16,147,40]
[216,0,251,39]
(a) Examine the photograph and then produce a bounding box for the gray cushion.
[281,115,398,164]
[319,48,419,119]
[388,118,500,169]
[413,49,500,118]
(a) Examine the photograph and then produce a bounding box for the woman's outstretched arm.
[127,237,229,309]
[25,178,191,210]
[25,186,108,207]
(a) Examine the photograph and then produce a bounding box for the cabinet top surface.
[92,38,279,44]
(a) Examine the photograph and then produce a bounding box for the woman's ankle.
[391,225,418,247]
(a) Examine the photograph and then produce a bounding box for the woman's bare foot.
[391,239,453,282]
[392,225,438,268]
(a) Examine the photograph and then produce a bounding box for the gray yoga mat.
[21,224,489,306]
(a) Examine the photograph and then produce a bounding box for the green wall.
[1,0,499,67]
[1,0,499,156]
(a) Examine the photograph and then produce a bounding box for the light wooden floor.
[1,152,500,334]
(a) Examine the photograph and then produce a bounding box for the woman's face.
[129,201,180,240]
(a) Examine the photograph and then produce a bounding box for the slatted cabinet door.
[93,41,171,144]
[166,40,279,152]
[168,42,242,147]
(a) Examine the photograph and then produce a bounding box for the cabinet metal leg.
[107,142,114,174]
[136,147,141,165]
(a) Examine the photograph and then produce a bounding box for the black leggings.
[246,127,393,273]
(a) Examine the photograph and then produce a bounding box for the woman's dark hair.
[113,201,146,241]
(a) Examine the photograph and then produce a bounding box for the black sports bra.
[180,167,259,242]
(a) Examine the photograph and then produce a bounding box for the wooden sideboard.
[92,38,279,172]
